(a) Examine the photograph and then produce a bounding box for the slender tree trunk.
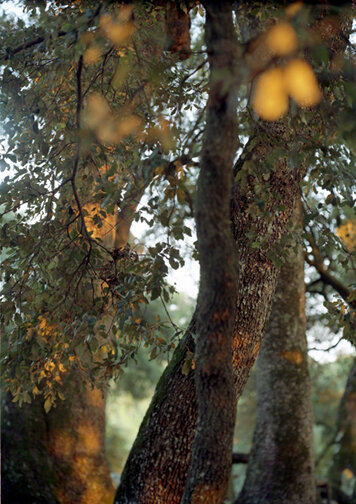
[328,358,356,504]
[235,200,316,504]
[182,3,239,502]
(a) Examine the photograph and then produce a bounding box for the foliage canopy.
[0,1,355,411]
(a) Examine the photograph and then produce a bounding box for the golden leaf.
[285,2,303,19]
[266,22,298,56]
[252,67,289,121]
[342,468,354,480]
[284,59,321,107]
[336,220,356,252]
[83,45,102,65]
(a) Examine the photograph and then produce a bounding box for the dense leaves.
[1,2,355,413]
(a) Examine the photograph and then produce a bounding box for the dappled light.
[282,349,304,365]
[1,1,355,504]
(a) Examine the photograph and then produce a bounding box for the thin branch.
[308,335,344,352]
[1,4,102,62]
[305,253,353,306]
[160,295,179,332]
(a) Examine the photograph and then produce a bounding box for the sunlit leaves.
[265,22,298,56]
[337,220,356,253]
[252,67,289,121]
[252,58,321,121]
[285,2,303,20]
[99,5,134,47]
[284,59,321,107]
[83,45,102,65]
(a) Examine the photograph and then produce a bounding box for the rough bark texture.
[114,4,353,504]
[114,326,197,503]
[1,394,59,504]
[181,3,239,503]
[1,377,114,504]
[328,358,356,504]
[235,201,316,504]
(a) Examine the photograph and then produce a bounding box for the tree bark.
[1,378,114,504]
[114,4,353,503]
[1,394,59,504]
[328,358,356,504]
[181,3,239,503]
[235,200,316,504]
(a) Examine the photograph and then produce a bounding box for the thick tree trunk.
[235,200,316,504]
[114,68,303,504]
[114,4,353,503]
[328,358,356,504]
[182,3,239,503]
[1,394,59,504]
[114,147,302,504]
[1,377,114,504]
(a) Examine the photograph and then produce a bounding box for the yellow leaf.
[58,363,66,373]
[252,67,288,121]
[83,45,102,65]
[284,59,321,107]
[83,93,111,129]
[336,220,356,252]
[44,396,53,413]
[266,22,298,56]
[285,2,303,19]
[342,468,354,480]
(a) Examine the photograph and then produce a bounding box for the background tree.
[235,201,316,504]
[328,358,356,504]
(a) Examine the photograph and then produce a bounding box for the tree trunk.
[1,394,59,504]
[328,358,356,504]
[114,4,353,503]
[114,68,304,504]
[182,3,239,503]
[1,376,114,504]
[235,200,316,504]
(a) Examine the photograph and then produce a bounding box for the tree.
[182,3,239,502]
[1,2,194,502]
[115,3,355,503]
[328,358,356,504]
[1,2,355,504]
[235,201,316,504]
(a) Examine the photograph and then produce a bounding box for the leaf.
[44,396,53,413]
